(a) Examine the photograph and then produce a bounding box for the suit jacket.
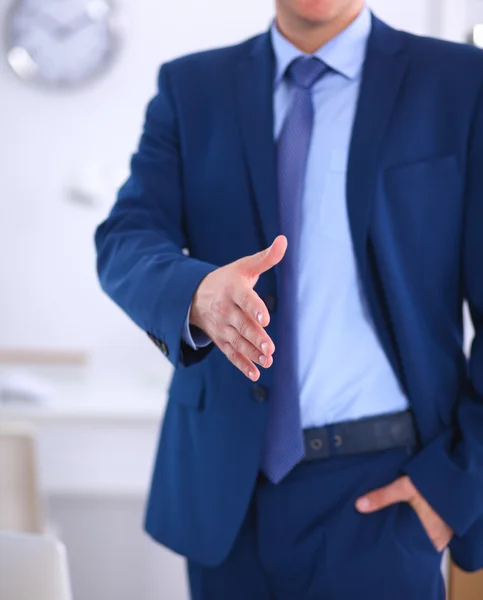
[95,16,483,571]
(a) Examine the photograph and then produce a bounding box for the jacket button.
[160,342,169,356]
[251,384,268,403]
[263,294,277,313]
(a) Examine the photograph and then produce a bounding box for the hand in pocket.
[355,475,454,552]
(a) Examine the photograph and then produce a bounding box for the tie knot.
[286,57,329,90]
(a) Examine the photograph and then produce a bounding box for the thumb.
[356,477,414,514]
[237,235,288,278]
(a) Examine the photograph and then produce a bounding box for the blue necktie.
[261,57,330,484]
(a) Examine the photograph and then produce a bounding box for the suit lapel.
[237,34,280,264]
[347,16,409,287]
[237,20,409,299]
[346,17,410,385]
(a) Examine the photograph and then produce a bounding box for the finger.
[356,476,413,513]
[229,307,275,356]
[410,504,452,552]
[218,340,260,381]
[411,507,452,552]
[237,235,287,280]
[435,536,452,553]
[232,286,272,328]
[410,495,453,551]
[223,324,274,369]
[434,529,453,552]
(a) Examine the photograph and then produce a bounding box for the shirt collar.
[270,6,372,85]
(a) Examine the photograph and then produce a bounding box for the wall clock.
[5,0,120,88]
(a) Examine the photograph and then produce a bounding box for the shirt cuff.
[182,302,212,350]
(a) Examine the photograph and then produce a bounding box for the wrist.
[189,279,208,330]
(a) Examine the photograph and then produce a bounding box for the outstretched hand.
[190,235,287,380]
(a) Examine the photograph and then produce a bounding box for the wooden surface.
[0,349,88,366]
[449,563,483,600]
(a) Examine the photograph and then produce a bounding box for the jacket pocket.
[168,368,205,409]
[384,154,458,180]
[382,154,462,273]
[383,154,460,206]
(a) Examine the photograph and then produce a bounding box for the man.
[95,0,483,597]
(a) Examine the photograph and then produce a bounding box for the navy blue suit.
[95,16,483,577]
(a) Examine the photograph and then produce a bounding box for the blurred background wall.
[1,0,471,375]
[0,1,480,599]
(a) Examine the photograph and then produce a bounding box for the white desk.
[0,366,191,600]
[0,367,170,496]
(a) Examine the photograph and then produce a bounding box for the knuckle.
[221,324,232,339]
[224,345,238,365]
[238,318,250,338]
[231,334,243,351]
[239,292,250,311]
[402,476,415,498]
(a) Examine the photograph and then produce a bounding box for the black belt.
[303,410,417,462]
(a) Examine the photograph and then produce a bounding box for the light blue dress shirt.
[183,6,409,428]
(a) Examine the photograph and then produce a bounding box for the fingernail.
[257,312,263,323]
[356,498,370,512]
[259,355,266,366]
[249,370,255,380]
[261,342,268,354]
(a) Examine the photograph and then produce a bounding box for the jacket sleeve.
[402,79,483,539]
[95,64,217,368]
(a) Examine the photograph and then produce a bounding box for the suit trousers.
[187,446,446,600]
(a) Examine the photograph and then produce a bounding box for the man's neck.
[275,4,364,54]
